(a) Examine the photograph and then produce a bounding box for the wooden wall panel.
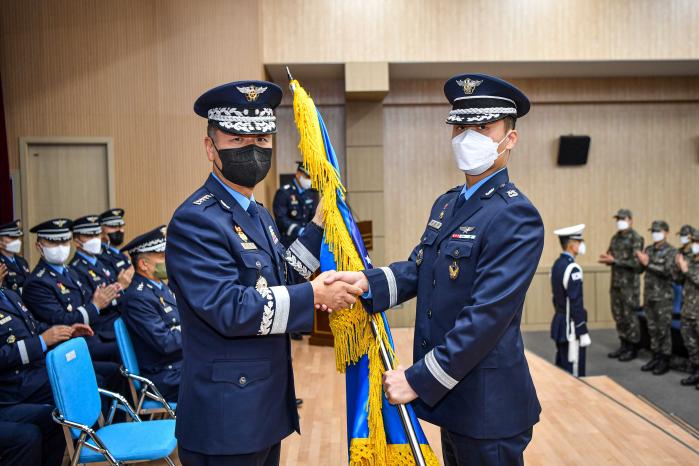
[0,0,264,242]
[262,0,699,63]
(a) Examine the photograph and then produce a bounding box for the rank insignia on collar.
[7,335,16,344]
[485,187,495,196]
[428,219,442,230]
[456,78,483,95]
[507,190,518,198]
[234,225,249,242]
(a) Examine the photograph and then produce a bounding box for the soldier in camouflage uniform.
[677,228,699,387]
[637,220,677,375]
[673,224,695,285]
[599,209,643,361]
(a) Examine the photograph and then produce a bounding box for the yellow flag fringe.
[292,79,434,465]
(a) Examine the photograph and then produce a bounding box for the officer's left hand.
[311,197,324,227]
[71,323,94,338]
[383,365,418,405]
[635,250,649,266]
[117,265,135,289]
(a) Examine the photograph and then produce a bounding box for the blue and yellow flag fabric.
[290,79,440,465]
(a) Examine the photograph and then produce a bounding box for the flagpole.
[286,66,426,466]
[370,319,427,466]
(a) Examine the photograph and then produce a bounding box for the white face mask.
[651,231,665,243]
[42,244,71,265]
[80,237,103,255]
[577,242,586,256]
[692,243,699,255]
[452,129,510,176]
[616,220,630,231]
[3,239,21,254]
[680,235,690,245]
[299,175,312,190]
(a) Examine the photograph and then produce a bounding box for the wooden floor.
[280,328,699,466]
[88,328,698,465]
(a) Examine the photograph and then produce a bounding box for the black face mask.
[212,142,272,188]
[108,231,124,246]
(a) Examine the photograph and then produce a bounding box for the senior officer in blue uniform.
[70,215,130,345]
[273,161,320,248]
[98,208,134,278]
[22,218,121,363]
[0,267,94,466]
[0,220,31,295]
[550,224,592,377]
[122,226,182,402]
[166,80,363,465]
[326,74,544,466]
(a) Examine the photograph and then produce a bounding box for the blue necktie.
[455,193,466,210]
[246,202,269,247]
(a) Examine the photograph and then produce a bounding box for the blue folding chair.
[114,318,176,419]
[46,337,177,465]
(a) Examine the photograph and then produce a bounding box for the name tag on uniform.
[164,306,173,313]
[242,242,257,250]
[0,316,12,325]
[428,219,442,229]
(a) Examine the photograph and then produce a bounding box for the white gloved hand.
[579,333,592,348]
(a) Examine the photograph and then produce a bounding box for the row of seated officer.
[0,213,182,466]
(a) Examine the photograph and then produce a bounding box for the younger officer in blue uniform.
[273,161,320,247]
[22,218,121,363]
[121,226,182,402]
[167,80,362,465]
[0,220,31,294]
[70,215,128,344]
[0,266,94,466]
[98,208,134,278]
[550,224,592,376]
[326,74,544,466]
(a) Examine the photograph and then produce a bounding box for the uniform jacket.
[550,253,588,343]
[0,255,30,295]
[166,174,323,455]
[272,181,319,247]
[608,229,644,303]
[362,169,544,439]
[681,256,699,319]
[643,241,677,303]
[70,253,121,340]
[99,244,132,278]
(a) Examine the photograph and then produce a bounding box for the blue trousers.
[179,442,281,466]
[0,403,65,466]
[555,342,586,377]
[441,427,533,466]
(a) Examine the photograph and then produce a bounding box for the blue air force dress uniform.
[0,287,65,466]
[70,215,121,342]
[0,220,31,294]
[272,162,320,247]
[361,74,544,464]
[21,219,119,364]
[98,208,132,277]
[166,80,324,461]
[550,225,591,377]
[121,227,182,402]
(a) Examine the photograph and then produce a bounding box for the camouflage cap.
[678,224,694,236]
[649,220,669,232]
[613,208,632,219]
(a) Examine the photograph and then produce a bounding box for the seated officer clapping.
[121,226,181,402]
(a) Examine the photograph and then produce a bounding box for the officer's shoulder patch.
[571,270,583,281]
[192,192,216,206]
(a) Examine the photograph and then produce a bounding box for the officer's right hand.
[41,325,73,346]
[311,271,363,313]
[598,253,614,265]
[0,263,7,283]
[91,283,120,309]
